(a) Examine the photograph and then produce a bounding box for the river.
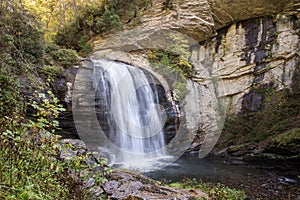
[144,154,300,200]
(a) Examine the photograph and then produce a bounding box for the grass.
[165,178,247,200]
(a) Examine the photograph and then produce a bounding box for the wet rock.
[60,148,78,159]
[53,78,68,102]
[187,133,205,153]
[264,128,300,156]
[56,0,299,177]
[57,139,208,200]
[57,111,78,139]
[103,169,209,200]
[56,66,80,139]
[242,91,263,112]
[223,159,247,165]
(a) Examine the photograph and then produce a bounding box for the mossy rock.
[227,143,253,153]
[250,153,287,160]
[220,86,300,147]
[265,128,300,156]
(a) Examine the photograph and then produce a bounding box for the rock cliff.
[92,0,296,49]
[62,0,299,161]
[188,14,300,162]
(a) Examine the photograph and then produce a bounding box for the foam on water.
[93,60,169,171]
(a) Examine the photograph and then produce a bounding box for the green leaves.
[3,34,14,45]
[0,91,66,198]
[29,91,66,132]
[0,91,111,199]
[0,69,23,126]
[0,1,46,127]
[149,48,193,100]
[45,43,79,68]
[166,179,246,200]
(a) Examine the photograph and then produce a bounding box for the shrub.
[54,3,122,55]
[0,91,111,199]
[166,178,247,200]
[54,0,152,55]
[0,91,67,199]
[147,33,194,100]
[45,44,79,68]
[78,35,93,57]
[0,0,44,124]
[0,1,44,66]
[222,86,300,144]
[0,68,23,127]
[41,65,65,81]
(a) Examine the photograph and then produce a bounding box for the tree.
[22,0,105,42]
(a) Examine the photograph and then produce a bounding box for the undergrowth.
[222,86,300,145]
[148,33,194,100]
[0,2,109,199]
[54,0,152,56]
[0,91,110,199]
[165,178,247,200]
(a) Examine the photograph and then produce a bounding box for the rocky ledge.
[213,128,300,169]
[103,170,208,200]
[60,139,208,200]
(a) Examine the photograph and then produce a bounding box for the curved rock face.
[139,0,214,41]
[210,0,293,29]
[62,0,299,158]
[92,0,295,48]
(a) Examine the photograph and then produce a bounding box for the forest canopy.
[20,0,152,56]
[23,0,105,42]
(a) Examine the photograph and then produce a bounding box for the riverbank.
[144,154,300,200]
[58,139,248,199]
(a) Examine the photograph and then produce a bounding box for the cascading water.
[93,59,170,170]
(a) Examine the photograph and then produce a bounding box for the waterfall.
[93,59,168,169]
